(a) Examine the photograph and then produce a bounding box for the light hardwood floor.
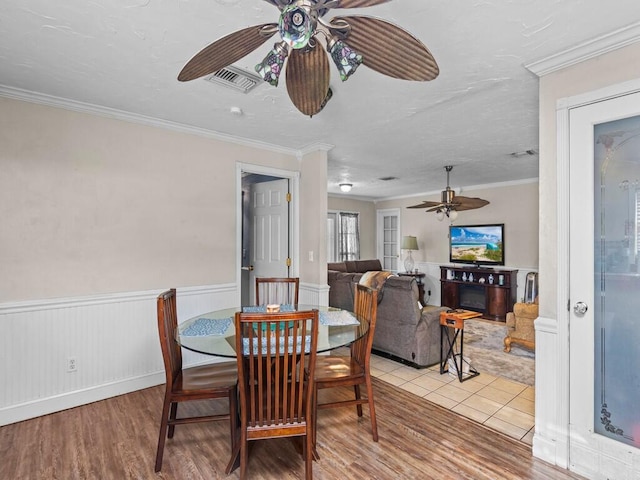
[0,379,584,479]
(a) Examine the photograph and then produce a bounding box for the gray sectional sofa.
[328,260,447,368]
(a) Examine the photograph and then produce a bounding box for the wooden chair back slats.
[310,284,379,445]
[255,277,300,305]
[157,289,182,388]
[155,289,238,473]
[351,284,378,368]
[234,309,318,479]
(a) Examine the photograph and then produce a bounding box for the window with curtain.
[327,211,360,262]
[339,212,360,261]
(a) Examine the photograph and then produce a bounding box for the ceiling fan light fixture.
[408,165,489,218]
[279,3,317,49]
[178,0,439,116]
[255,41,289,86]
[339,183,352,193]
[327,38,363,81]
[441,188,455,204]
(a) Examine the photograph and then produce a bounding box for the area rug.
[460,318,535,386]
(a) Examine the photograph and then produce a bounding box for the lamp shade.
[401,236,418,251]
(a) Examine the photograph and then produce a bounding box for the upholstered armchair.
[503,297,538,352]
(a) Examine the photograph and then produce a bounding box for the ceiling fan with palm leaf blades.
[408,166,490,221]
[178,0,439,116]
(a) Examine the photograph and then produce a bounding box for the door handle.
[573,301,588,315]
[241,265,254,271]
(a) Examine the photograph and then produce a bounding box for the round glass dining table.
[177,304,366,357]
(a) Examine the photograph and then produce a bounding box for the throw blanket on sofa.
[359,271,394,302]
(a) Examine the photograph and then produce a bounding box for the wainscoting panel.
[300,282,329,307]
[532,315,564,467]
[0,284,237,426]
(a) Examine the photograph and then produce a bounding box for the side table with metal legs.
[439,309,481,382]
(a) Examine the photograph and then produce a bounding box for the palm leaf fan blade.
[425,206,444,212]
[178,24,277,81]
[285,44,330,116]
[333,16,439,81]
[407,201,440,209]
[451,197,490,211]
[333,0,393,8]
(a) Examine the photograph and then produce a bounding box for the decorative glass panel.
[593,115,640,448]
[382,214,398,271]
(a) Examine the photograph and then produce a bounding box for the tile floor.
[370,353,535,445]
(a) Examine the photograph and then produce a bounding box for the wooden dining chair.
[255,277,299,306]
[233,309,319,480]
[155,289,239,473]
[311,284,379,445]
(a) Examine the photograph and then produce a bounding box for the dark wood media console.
[440,266,518,322]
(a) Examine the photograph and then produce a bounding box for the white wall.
[0,96,306,302]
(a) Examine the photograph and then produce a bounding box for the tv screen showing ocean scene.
[449,224,504,264]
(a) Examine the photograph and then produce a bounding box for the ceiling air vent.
[204,66,262,93]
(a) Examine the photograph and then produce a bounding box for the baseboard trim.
[0,372,165,426]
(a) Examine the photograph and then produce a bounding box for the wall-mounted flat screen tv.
[449,224,505,266]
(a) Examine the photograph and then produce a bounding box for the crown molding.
[0,84,298,157]
[299,142,334,156]
[526,21,640,77]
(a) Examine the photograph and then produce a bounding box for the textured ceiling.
[1,0,640,199]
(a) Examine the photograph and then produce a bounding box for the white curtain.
[339,212,360,261]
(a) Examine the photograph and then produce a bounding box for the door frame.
[236,163,300,304]
[556,77,640,475]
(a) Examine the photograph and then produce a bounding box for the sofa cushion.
[354,259,382,272]
[344,260,358,272]
[328,262,348,272]
[327,272,361,311]
[327,259,382,273]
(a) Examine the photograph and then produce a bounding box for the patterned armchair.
[503,297,538,352]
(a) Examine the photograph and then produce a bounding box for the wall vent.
[204,66,262,93]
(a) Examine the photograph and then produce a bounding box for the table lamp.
[401,236,419,273]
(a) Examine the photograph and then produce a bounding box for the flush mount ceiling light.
[407,166,490,221]
[177,0,439,117]
[339,183,352,192]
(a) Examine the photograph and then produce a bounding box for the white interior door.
[569,90,640,477]
[249,178,290,301]
[377,208,400,271]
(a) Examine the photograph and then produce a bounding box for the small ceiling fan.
[407,166,490,221]
[178,0,439,116]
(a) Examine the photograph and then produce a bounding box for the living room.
[2,2,640,479]
[328,179,539,304]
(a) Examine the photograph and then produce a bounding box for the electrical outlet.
[67,357,77,373]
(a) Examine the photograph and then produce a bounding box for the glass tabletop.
[177,304,366,358]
